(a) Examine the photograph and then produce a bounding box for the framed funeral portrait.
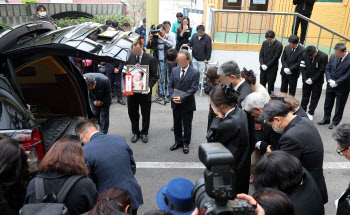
[126,64,149,94]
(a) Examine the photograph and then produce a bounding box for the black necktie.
[137,56,141,64]
[179,70,185,86]
[337,58,342,69]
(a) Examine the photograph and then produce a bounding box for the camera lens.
[192,178,213,212]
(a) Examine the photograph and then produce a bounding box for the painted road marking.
[136,162,350,169]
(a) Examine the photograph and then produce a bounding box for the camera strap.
[163,193,195,212]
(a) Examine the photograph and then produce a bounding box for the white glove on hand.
[261,64,268,71]
[284,68,292,75]
[329,80,338,88]
[305,78,313,85]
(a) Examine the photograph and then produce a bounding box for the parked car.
[0,21,138,174]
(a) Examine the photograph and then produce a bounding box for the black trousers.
[106,72,122,99]
[127,93,152,135]
[132,209,138,215]
[292,14,311,45]
[260,69,278,94]
[301,82,323,115]
[173,107,194,146]
[280,75,298,96]
[90,101,111,134]
[323,88,349,125]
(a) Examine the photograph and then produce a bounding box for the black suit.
[236,81,256,155]
[83,73,112,134]
[288,169,325,215]
[126,52,158,135]
[280,45,305,96]
[168,65,200,146]
[323,53,350,125]
[207,108,251,195]
[292,0,316,45]
[300,50,328,115]
[279,116,328,203]
[105,60,125,100]
[204,81,216,131]
[259,40,283,94]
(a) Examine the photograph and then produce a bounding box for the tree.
[124,0,146,28]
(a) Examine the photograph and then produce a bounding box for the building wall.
[273,0,350,48]
[203,0,350,52]
[0,2,124,26]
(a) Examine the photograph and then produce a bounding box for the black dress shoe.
[317,119,330,125]
[171,127,174,131]
[170,143,182,151]
[118,99,126,105]
[329,124,337,129]
[141,135,148,143]
[183,144,189,154]
[131,134,140,143]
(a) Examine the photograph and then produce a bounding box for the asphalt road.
[107,88,350,215]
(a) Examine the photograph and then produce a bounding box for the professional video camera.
[149,24,162,51]
[192,143,254,215]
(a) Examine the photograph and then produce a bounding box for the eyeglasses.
[336,147,348,156]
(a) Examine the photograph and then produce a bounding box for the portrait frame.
[126,64,149,94]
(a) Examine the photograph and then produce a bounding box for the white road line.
[136,162,350,169]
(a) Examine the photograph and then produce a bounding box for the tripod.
[153,60,167,106]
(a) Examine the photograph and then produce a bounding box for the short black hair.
[112,21,119,28]
[196,25,205,32]
[254,151,303,194]
[157,24,163,30]
[253,188,295,215]
[143,18,146,24]
[106,20,112,26]
[166,48,177,62]
[288,35,299,44]
[133,39,143,47]
[36,5,46,12]
[163,21,171,26]
[332,123,350,149]
[305,45,317,57]
[176,12,183,18]
[260,100,290,122]
[265,30,275,39]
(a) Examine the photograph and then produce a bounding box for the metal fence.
[209,9,350,55]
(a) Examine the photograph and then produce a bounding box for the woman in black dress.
[206,84,251,195]
[176,17,192,51]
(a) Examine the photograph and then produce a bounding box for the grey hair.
[332,123,350,149]
[242,92,267,112]
[84,75,95,86]
[260,100,290,122]
[334,42,347,52]
[217,60,241,78]
[178,50,191,60]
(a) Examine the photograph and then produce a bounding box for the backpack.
[19,175,84,215]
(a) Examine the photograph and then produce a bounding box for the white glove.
[261,64,268,71]
[305,78,313,85]
[284,68,292,75]
[329,80,338,88]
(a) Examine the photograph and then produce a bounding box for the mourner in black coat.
[168,50,200,154]
[280,35,305,96]
[207,84,251,195]
[126,40,158,143]
[300,46,328,116]
[292,0,316,45]
[25,171,98,215]
[83,73,112,134]
[261,100,328,204]
[259,30,283,94]
[318,43,350,129]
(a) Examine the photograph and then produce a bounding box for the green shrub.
[21,0,38,7]
[55,14,132,28]
[0,23,12,33]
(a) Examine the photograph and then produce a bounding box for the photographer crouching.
[146,24,175,103]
